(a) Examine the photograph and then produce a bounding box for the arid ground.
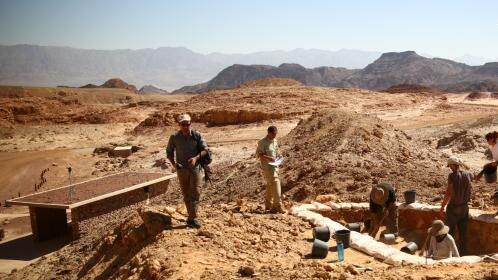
[0,83,498,279]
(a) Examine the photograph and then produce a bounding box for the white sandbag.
[402,254,435,265]
[384,252,409,266]
[355,202,370,209]
[322,218,347,233]
[312,201,332,211]
[324,201,341,211]
[437,255,482,264]
[290,204,316,215]
[350,202,363,210]
[338,202,352,210]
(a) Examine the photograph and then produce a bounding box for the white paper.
[269,156,284,166]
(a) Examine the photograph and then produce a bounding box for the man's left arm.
[188,133,208,167]
[450,238,460,257]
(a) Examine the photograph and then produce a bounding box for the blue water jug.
[337,241,344,262]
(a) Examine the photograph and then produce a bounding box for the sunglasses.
[180,123,191,127]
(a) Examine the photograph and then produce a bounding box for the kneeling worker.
[427,219,460,259]
[368,182,398,238]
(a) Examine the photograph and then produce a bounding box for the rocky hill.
[79,78,138,92]
[173,64,356,93]
[138,85,169,95]
[174,51,498,93]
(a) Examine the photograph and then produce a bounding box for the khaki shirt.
[166,129,208,169]
[256,137,279,170]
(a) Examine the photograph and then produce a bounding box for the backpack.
[192,130,213,183]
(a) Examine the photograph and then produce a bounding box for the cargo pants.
[262,167,283,211]
[177,167,202,219]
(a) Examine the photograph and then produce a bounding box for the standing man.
[440,156,472,255]
[256,126,285,213]
[368,182,398,238]
[167,114,208,228]
[476,132,498,205]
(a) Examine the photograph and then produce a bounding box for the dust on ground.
[1,84,498,279]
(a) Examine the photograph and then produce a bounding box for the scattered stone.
[238,265,255,277]
[346,264,360,275]
[153,158,170,169]
[198,229,215,238]
[138,207,172,235]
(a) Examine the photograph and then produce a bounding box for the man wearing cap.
[427,220,460,259]
[368,182,398,237]
[440,156,472,255]
[256,126,285,213]
[166,114,208,228]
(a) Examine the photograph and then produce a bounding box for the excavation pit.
[292,201,498,265]
[7,172,176,241]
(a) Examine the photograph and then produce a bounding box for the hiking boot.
[187,218,201,229]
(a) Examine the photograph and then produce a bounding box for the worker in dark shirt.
[368,182,398,238]
[440,156,472,255]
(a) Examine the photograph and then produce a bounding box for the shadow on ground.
[0,233,70,261]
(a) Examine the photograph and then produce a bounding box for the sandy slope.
[1,85,498,279]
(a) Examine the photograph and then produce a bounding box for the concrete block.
[110,146,133,158]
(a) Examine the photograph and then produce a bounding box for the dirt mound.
[239,78,302,88]
[132,112,176,133]
[219,109,447,204]
[436,129,485,152]
[0,97,138,125]
[192,109,288,126]
[465,91,489,100]
[381,84,445,94]
[101,78,138,93]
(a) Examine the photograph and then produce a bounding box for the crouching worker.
[427,220,460,259]
[368,182,398,238]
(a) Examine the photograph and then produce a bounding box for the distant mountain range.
[0,45,382,90]
[0,45,496,92]
[174,51,498,93]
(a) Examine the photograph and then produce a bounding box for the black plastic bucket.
[493,192,498,206]
[346,223,361,232]
[312,226,330,242]
[335,229,351,249]
[381,233,396,244]
[484,165,497,184]
[404,190,416,204]
[485,171,497,184]
[401,242,418,254]
[311,239,329,258]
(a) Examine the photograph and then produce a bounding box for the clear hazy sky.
[0,0,497,58]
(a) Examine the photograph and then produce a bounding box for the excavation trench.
[292,202,498,265]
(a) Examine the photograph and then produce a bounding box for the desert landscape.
[1,1,498,279]
[0,78,497,279]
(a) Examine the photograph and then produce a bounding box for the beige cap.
[178,114,191,123]
[447,155,468,169]
[370,183,391,205]
[428,219,449,237]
